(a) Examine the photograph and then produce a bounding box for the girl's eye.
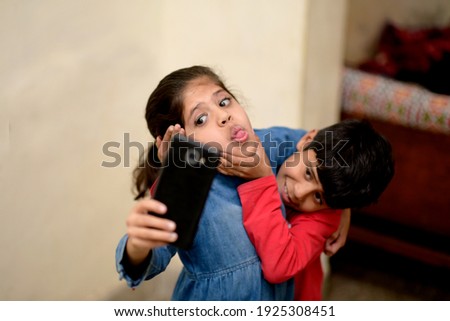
[219,98,231,107]
[314,192,323,205]
[195,114,207,126]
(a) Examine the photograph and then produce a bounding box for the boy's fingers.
[217,166,238,177]
[324,230,346,257]
[324,243,338,257]
[219,156,233,168]
[220,151,253,165]
[216,167,229,176]
[327,231,339,244]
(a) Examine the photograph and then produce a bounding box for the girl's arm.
[116,182,179,288]
[238,175,341,283]
[116,234,177,288]
[124,198,177,265]
[117,124,186,288]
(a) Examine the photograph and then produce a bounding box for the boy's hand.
[324,209,351,256]
[155,124,185,163]
[218,134,273,179]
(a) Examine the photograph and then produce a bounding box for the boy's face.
[276,130,330,213]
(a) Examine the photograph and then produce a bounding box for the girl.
[115,65,347,300]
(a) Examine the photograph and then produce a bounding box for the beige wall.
[0,0,345,300]
[301,0,347,129]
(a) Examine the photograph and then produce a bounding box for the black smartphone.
[151,133,220,250]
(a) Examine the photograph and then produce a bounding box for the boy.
[219,119,394,300]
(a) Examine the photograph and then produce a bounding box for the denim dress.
[116,127,306,300]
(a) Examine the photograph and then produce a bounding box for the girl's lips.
[231,126,249,142]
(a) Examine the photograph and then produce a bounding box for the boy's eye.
[219,98,231,107]
[195,114,207,126]
[314,192,323,205]
[305,168,312,180]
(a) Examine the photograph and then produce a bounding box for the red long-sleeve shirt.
[238,175,341,300]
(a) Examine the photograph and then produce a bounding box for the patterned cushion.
[342,67,450,134]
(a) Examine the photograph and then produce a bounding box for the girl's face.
[182,77,254,151]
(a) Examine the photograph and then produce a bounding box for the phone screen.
[151,134,220,249]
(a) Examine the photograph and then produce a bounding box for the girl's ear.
[296,129,318,151]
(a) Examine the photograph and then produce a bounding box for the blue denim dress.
[116,127,306,300]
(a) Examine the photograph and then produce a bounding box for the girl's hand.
[324,208,351,256]
[125,198,178,266]
[218,134,273,180]
[155,124,185,163]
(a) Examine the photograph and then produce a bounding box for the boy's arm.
[324,208,351,256]
[238,175,341,284]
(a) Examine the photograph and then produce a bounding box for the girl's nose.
[218,112,232,126]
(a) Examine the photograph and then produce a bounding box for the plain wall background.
[0,0,346,300]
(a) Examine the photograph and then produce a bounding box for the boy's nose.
[293,182,315,202]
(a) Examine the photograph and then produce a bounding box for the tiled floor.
[324,241,450,301]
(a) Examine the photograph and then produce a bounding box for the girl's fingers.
[130,199,176,232]
[162,125,174,143]
[128,226,178,244]
[173,124,181,133]
[155,136,162,149]
[127,234,175,250]
[157,124,185,161]
[131,213,176,231]
[134,199,167,215]
[158,126,174,160]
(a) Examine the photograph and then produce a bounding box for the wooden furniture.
[340,67,450,268]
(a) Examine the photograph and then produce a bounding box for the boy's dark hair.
[305,119,394,209]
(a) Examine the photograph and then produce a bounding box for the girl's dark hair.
[305,119,395,209]
[133,66,232,199]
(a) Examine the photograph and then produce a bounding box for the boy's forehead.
[302,149,320,168]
